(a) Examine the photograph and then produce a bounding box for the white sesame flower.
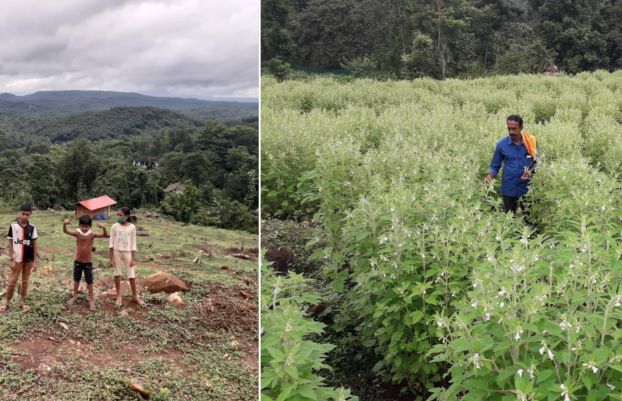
[487,255,496,263]
[483,312,491,321]
[517,368,524,377]
[539,343,554,360]
[471,301,479,309]
[583,361,599,374]
[495,234,502,242]
[515,327,523,341]
[498,287,507,297]
[547,349,555,360]
[520,237,529,246]
[560,384,570,401]
[607,383,615,390]
[511,262,525,273]
[472,353,482,369]
[528,365,536,380]
[500,302,505,308]
[560,319,572,332]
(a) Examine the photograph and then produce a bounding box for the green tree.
[28,154,60,209]
[57,139,101,202]
[161,182,200,223]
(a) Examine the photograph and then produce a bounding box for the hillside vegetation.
[0,210,258,400]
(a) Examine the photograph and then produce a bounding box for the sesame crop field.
[0,210,258,401]
[261,71,622,401]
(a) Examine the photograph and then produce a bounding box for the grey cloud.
[0,0,259,99]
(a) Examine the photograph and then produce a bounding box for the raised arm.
[95,223,108,238]
[63,219,76,236]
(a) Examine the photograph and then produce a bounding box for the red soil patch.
[9,337,183,375]
[191,282,257,333]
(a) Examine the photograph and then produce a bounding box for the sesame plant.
[262,70,622,397]
[261,262,358,401]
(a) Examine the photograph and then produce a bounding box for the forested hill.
[0,93,258,233]
[262,0,622,79]
[35,107,203,142]
[0,90,258,120]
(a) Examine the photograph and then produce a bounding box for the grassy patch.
[0,210,257,400]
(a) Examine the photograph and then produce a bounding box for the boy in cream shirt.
[109,207,145,307]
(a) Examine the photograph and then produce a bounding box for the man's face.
[507,120,522,140]
[18,211,31,223]
[79,224,91,233]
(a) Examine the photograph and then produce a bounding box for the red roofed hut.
[76,195,117,220]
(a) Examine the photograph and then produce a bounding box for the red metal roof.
[77,195,117,211]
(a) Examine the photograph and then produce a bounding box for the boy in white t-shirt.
[1,204,38,313]
[108,207,145,307]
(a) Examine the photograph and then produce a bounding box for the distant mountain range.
[0,90,257,120]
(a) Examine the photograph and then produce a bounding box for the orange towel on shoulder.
[521,131,537,159]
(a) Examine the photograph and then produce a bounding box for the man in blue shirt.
[484,115,537,214]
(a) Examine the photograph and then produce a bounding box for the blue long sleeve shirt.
[489,136,536,198]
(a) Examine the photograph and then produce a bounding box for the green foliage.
[0,109,258,232]
[261,261,358,401]
[264,58,294,82]
[161,183,200,223]
[340,56,378,79]
[401,33,437,79]
[262,0,622,78]
[262,71,622,395]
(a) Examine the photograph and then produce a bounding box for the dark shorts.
[73,261,93,285]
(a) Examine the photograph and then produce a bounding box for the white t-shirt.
[109,223,137,252]
[7,220,38,262]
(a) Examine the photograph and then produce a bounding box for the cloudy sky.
[0,0,259,100]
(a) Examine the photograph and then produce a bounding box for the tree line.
[262,0,622,79]
[0,117,258,233]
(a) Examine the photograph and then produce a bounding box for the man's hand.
[96,223,105,228]
[63,219,70,225]
[130,259,136,267]
[109,258,114,268]
[9,259,16,271]
[484,173,495,185]
[520,170,532,181]
[32,260,37,272]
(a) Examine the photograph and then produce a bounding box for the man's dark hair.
[507,115,524,127]
[20,204,33,212]
[120,207,131,216]
[78,215,92,226]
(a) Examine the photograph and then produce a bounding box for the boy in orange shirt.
[63,215,108,311]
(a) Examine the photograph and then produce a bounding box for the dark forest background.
[0,91,258,232]
[262,0,622,79]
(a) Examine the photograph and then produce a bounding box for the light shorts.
[112,250,136,279]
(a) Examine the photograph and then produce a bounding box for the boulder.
[142,272,189,294]
[167,292,185,308]
[129,377,151,399]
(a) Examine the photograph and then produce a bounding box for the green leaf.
[297,384,317,400]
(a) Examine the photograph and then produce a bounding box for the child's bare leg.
[129,278,145,306]
[87,284,95,311]
[114,275,122,306]
[69,281,80,305]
